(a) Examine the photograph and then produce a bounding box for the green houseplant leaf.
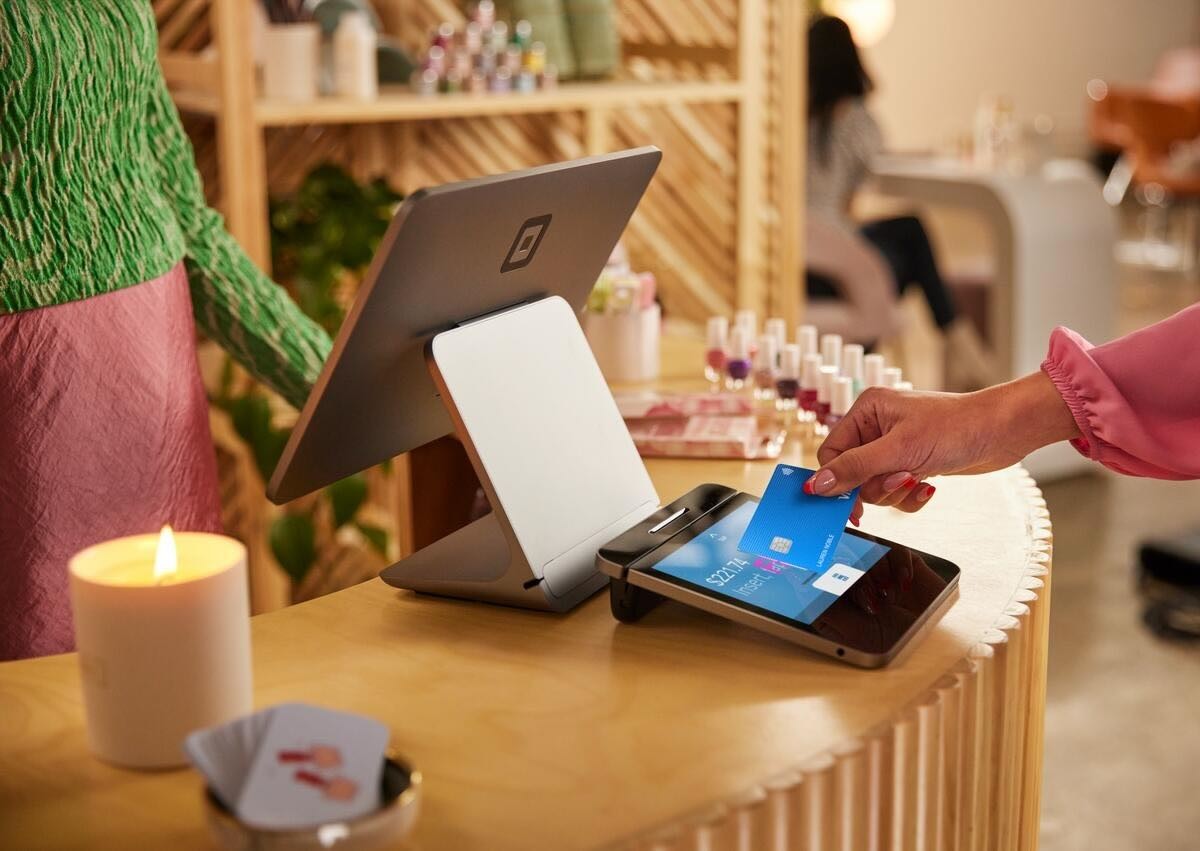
[328,473,368,528]
[355,521,389,557]
[269,512,317,585]
[211,163,406,590]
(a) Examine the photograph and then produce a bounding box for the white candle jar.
[69,532,253,769]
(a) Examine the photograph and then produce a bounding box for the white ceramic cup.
[262,23,320,102]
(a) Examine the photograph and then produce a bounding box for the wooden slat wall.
[153,0,214,52]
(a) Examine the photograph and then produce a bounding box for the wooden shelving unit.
[155,0,804,325]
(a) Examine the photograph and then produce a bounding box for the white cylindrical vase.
[583,303,661,383]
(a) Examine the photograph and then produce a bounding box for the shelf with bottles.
[170,0,745,128]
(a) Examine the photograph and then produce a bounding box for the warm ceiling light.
[821,0,896,47]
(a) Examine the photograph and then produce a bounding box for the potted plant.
[212,163,403,600]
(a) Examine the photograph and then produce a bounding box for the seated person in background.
[806,14,995,389]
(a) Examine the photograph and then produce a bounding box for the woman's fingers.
[856,470,917,506]
[805,432,908,496]
[837,473,936,514]
[876,475,921,508]
[892,481,937,513]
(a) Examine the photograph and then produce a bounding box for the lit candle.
[69,527,253,769]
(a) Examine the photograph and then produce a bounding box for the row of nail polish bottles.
[703,315,913,429]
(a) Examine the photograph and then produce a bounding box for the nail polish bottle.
[734,310,758,359]
[764,318,788,366]
[726,326,752,390]
[883,366,903,389]
[816,365,839,424]
[799,353,823,419]
[705,316,728,387]
[826,376,854,427]
[775,343,801,411]
[753,334,779,400]
[796,324,818,358]
[863,353,886,388]
[820,333,843,373]
[841,343,864,397]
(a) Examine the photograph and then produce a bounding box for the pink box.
[626,416,785,460]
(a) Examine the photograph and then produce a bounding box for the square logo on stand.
[501,214,552,272]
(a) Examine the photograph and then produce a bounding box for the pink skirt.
[0,264,223,660]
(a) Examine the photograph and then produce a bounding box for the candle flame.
[153,525,178,583]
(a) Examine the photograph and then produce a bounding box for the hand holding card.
[737,464,860,571]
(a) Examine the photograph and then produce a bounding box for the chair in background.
[1094,81,1200,270]
[804,213,904,345]
[803,213,950,387]
[1113,91,1200,271]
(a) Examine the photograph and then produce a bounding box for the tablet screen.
[650,500,891,624]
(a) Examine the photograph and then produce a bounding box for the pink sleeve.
[1040,302,1200,479]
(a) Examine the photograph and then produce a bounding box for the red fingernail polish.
[903,475,918,489]
[849,514,860,527]
[803,479,815,495]
[918,484,936,502]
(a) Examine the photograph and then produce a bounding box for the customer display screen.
[641,496,955,651]
[649,500,888,624]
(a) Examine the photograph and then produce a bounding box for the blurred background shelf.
[173,80,748,124]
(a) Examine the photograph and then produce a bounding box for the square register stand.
[379,295,660,611]
[267,149,665,612]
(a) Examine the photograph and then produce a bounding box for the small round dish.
[203,754,421,850]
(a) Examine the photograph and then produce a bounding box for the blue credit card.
[737,464,860,571]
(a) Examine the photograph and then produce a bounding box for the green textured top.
[0,3,331,409]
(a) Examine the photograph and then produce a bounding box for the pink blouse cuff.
[1039,325,1176,478]
[1040,326,1102,463]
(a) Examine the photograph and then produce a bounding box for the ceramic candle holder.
[203,755,422,851]
[69,531,253,769]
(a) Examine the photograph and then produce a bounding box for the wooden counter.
[0,337,1052,850]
